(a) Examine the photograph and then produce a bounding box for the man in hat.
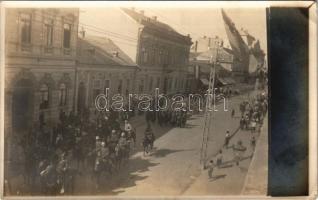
[124,120,132,133]
[118,132,128,148]
[251,136,256,151]
[40,159,58,195]
[240,116,245,130]
[233,140,247,166]
[223,131,231,148]
[95,136,102,151]
[99,141,110,162]
[108,130,119,153]
[216,150,223,167]
[56,153,68,194]
[144,125,155,149]
[116,132,129,156]
[205,160,215,179]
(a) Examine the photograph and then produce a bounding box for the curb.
[241,114,268,195]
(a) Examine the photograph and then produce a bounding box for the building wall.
[76,66,137,113]
[136,27,190,95]
[193,36,223,53]
[5,8,79,135]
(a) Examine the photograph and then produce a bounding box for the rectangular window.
[126,79,130,90]
[168,79,172,90]
[39,84,49,110]
[92,79,101,104]
[143,50,148,64]
[125,79,130,96]
[118,79,123,93]
[20,13,31,44]
[156,77,160,88]
[139,79,144,93]
[63,23,71,48]
[151,49,155,65]
[149,77,153,91]
[104,79,110,94]
[104,79,110,88]
[59,84,67,106]
[159,50,163,65]
[92,89,101,104]
[44,20,53,47]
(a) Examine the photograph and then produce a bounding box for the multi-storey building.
[87,8,192,95]
[75,34,139,114]
[5,8,79,136]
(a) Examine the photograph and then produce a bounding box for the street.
[72,93,267,196]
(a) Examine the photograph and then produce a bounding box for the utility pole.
[200,48,219,167]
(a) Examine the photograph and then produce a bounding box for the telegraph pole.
[200,48,218,167]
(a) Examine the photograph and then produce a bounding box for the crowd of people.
[6,87,268,194]
[7,106,159,195]
[7,96,192,196]
[239,91,268,132]
[205,90,268,179]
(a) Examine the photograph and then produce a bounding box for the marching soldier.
[233,140,247,166]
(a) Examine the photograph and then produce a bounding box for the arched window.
[39,84,49,109]
[149,77,153,91]
[139,79,144,93]
[59,83,67,106]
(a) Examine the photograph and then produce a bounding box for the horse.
[126,128,136,147]
[114,144,130,169]
[142,135,154,156]
[92,155,113,192]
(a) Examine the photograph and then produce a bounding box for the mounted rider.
[98,142,109,160]
[40,160,58,195]
[143,125,155,149]
[95,141,110,170]
[124,120,135,145]
[56,152,69,194]
[108,130,119,153]
[116,132,130,156]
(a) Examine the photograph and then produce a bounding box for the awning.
[220,63,232,72]
[200,78,210,86]
[218,77,236,85]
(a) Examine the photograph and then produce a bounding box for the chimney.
[152,16,157,21]
[140,10,144,15]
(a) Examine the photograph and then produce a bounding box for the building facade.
[120,8,192,95]
[5,8,79,136]
[188,35,234,92]
[75,35,139,114]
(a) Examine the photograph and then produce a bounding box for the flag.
[221,9,249,59]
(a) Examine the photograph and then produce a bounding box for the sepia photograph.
[0,1,316,199]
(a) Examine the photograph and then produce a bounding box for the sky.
[79,7,267,60]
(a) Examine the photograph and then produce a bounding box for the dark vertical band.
[268,7,309,196]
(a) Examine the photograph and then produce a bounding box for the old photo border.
[0,1,316,199]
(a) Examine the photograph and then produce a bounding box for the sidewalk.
[241,115,268,195]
